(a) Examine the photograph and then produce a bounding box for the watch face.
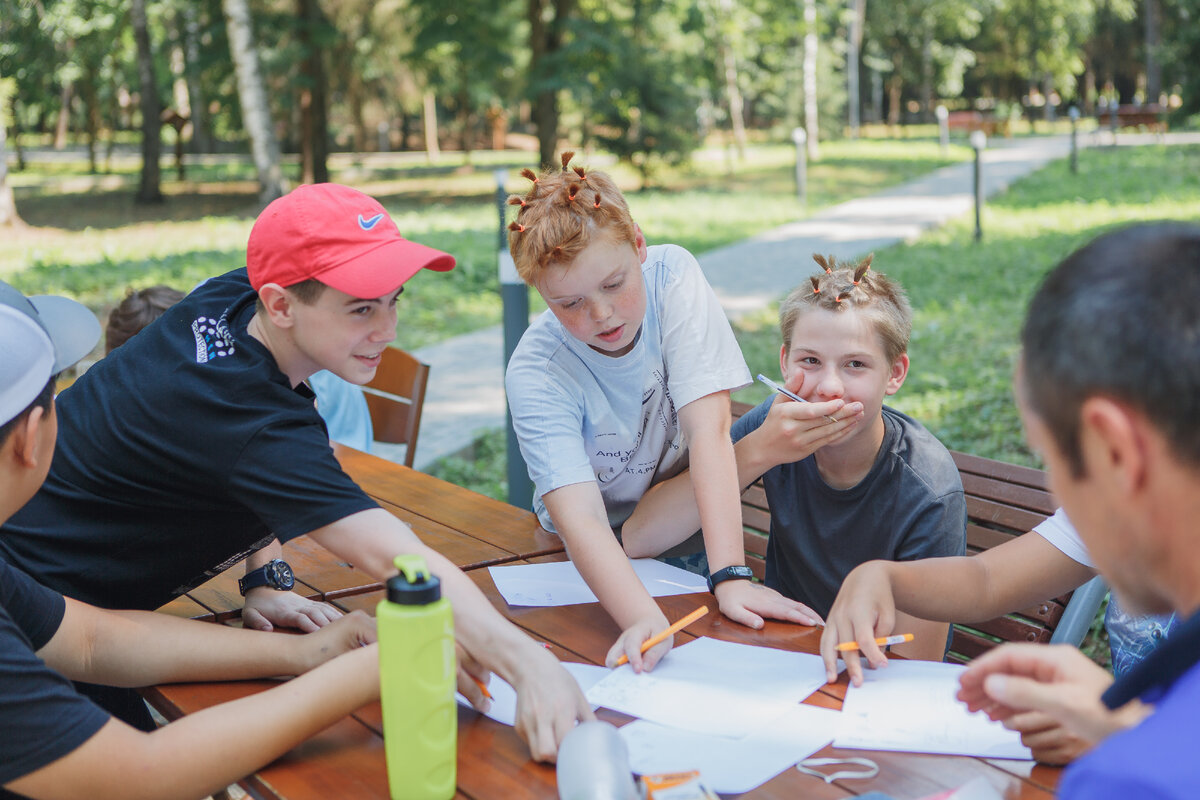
[267,560,295,590]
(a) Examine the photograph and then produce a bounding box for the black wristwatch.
[707,565,754,593]
[238,559,295,596]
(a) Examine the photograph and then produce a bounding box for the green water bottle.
[377,554,456,800]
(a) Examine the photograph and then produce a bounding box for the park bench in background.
[1099,104,1168,134]
[945,110,1002,136]
[731,400,1107,663]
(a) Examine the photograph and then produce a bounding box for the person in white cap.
[0,184,591,760]
[0,280,385,799]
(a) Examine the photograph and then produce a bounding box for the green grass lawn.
[2,140,965,350]
[732,143,1200,467]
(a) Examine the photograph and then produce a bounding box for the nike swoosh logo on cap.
[358,213,385,230]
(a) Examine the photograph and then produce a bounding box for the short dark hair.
[254,278,327,315]
[0,375,55,448]
[1021,222,1200,476]
[106,285,185,354]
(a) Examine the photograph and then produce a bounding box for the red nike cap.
[246,183,455,298]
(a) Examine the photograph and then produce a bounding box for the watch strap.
[707,565,754,593]
[238,559,294,595]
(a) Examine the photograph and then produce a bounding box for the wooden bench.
[945,110,1001,136]
[732,400,1106,663]
[1100,105,1168,134]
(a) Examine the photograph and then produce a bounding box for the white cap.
[0,280,101,427]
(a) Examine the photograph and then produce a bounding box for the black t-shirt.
[732,401,966,617]
[0,269,378,610]
[0,557,110,796]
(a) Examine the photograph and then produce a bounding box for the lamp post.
[970,130,986,243]
[935,105,949,153]
[791,127,807,206]
[1069,105,1080,174]
[496,169,532,510]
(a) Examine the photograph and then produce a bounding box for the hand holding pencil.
[611,606,710,670]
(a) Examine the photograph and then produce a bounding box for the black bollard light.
[970,130,986,243]
[497,169,533,510]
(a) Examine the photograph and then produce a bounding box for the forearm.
[245,538,282,570]
[9,646,379,800]
[687,425,746,571]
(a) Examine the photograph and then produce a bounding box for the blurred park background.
[2,0,1199,513]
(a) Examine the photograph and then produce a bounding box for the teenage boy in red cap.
[1,278,381,799]
[0,184,592,760]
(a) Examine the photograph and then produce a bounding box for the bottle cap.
[387,554,442,605]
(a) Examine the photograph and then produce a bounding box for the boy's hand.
[295,610,376,673]
[715,579,823,629]
[243,588,343,632]
[819,561,897,685]
[508,643,596,762]
[956,642,1145,761]
[752,394,865,469]
[455,644,494,713]
[605,612,673,672]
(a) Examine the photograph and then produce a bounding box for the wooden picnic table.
[148,446,1063,799]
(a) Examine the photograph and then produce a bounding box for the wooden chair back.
[731,400,1095,663]
[361,347,430,468]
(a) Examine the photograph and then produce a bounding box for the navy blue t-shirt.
[732,401,966,617]
[0,557,110,796]
[0,269,379,610]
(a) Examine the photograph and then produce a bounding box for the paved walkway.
[390,132,1189,471]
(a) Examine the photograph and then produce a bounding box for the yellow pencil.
[472,675,494,700]
[614,606,710,667]
[836,633,914,652]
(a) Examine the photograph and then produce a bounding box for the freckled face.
[779,308,907,432]
[289,285,402,384]
[536,234,647,357]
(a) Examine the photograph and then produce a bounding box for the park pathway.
[392,132,1187,471]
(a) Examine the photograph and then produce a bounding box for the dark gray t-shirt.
[732,401,966,617]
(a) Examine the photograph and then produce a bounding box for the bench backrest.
[731,400,1082,663]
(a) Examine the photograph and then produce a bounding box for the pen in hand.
[614,606,710,667]
[835,633,915,652]
[756,374,839,424]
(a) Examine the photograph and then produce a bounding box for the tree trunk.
[718,0,746,159]
[81,77,100,174]
[223,0,287,203]
[803,0,819,159]
[0,82,24,227]
[1144,0,1162,104]
[422,90,440,161]
[181,4,213,153]
[132,0,164,204]
[529,0,573,169]
[846,0,865,138]
[54,77,73,150]
[921,28,934,122]
[297,0,329,184]
[887,74,902,127]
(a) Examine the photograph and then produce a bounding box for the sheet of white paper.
[586,637,835,738]
[620,705,840,794]
[455,662,609,727]
[833,660,1033,760]
[487,558,706,607]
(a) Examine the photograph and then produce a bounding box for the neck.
[246,311,308,388]
[814,414,886,490]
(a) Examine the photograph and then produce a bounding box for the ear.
[885,353,910,396]
[256,283,298,330]
[778,343,790,381]
[10,406,47,469]
[1078,397,1147,497]
[633,224,648,263]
